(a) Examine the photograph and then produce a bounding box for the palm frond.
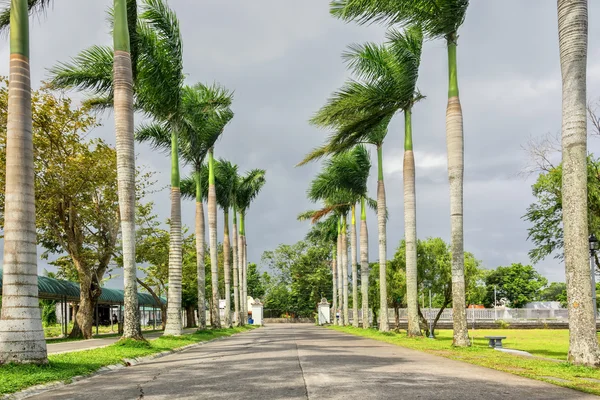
[214,159,238,209]
[83,95,115,112]
[296,144,331,167]
[305,213,339,245]
[297,210,317,222]
[180,175,196,201]
[0,0,54,34]
[330,0,468,39]
[48,45,114,96]
[236,169,266,211]
[178,83,234,166]
[135,121,172,153]
[136,0,184,119]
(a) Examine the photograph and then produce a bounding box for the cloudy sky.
[1,1,599,286]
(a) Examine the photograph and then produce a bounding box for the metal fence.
[338,308,572,323]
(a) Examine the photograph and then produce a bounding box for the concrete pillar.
[251,300,263,326]
[318,298,331,325]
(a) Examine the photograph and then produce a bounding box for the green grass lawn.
[329,326,600,396]
[0,326,255,395]
[44,323,162,338]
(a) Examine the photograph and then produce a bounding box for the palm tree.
[113,0,142,340]
[303,214,340,323]
[176,84,234,330]
[303,146,372,327]
[331,0,471,346]
[301,119,389,330]
[359,196,369,328]
[48,0,185,336]
[557,0,600,366]
[215,160,239,328]
[129,0,185,336]
[236,169,267,323]
[0,0,49,364]
[304,27,423,334]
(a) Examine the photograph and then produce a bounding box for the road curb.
[2,329,252,400]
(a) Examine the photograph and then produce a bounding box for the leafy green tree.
[331,0,471,348]
[261,241,333,318]
[0,85,134,339]
[247,263,266,299]
[524,157,600,264]
[392,237,482,335]
[484,264,547,308]
[539,282,568,303]
[303,214,340,325]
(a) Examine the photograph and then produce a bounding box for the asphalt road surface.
[27,324,596,399]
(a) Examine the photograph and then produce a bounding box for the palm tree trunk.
[242,231,248,324]
[164,130,183,336]
[332,247,338,325]
[336,224,344,325]
[377,145,389,332]
[208,148,221,328]
[351,204,359,327]
[232,207,240,326]
[404,109,421,337]
[113,0,142,341]
[558,0,600,366]
[195,170,206,330]
[360,197,369,329]
[238,211,245,325]
[223,210,232,328]
[0,0,47,364]
[342,215,349,326]
[446,34,469,346]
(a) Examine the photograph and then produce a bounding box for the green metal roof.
[0,269,166,307]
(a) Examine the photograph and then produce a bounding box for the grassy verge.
[45,329,167,344]
[328,326,600,396]
[0,326,255,395]
[44,323,163,338]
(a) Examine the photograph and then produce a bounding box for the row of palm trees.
[298,0,599,366]
[0,0,265,364]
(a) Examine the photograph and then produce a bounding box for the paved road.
[29,324,596,399]
[46,329,197,354]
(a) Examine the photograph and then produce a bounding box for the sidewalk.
[47,328,197,354]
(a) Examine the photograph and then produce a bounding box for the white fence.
[341,308,572,323]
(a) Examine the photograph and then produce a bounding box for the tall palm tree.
[0,0,50,364]
[359,196,369,328]
[174,84,234,330]
[236,169,267,323]
[301,120,389,330]
[304,27,423,334]
[207,147,220,327]
[232,196,240,325]
[331,0,471,346]
[303,214,339,323]
[130,0,185,336]
[48,0,186,336]
[303,146,372,327]
[215,160,238,328]
[557,0,600,366]
[113,0,142,340]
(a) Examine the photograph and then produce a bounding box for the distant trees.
[261,241,332,318]
[483,263,547,308]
